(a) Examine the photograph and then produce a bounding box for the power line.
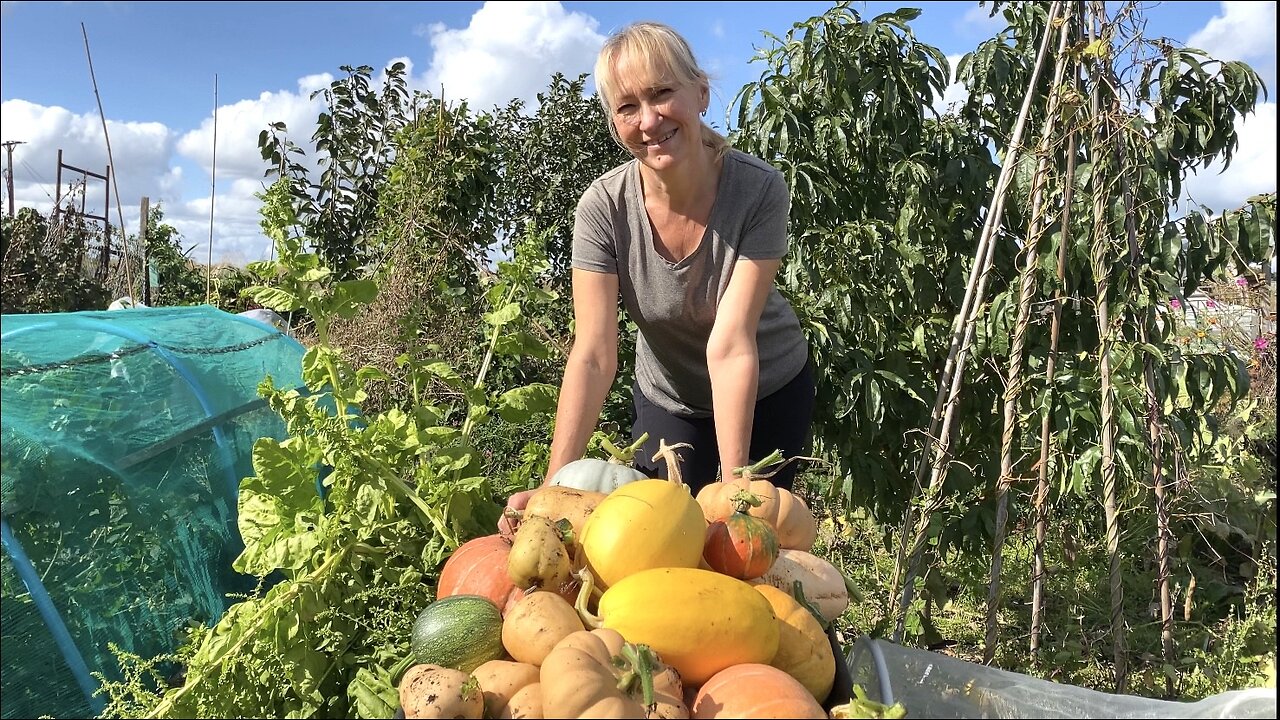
[19,158,58,203]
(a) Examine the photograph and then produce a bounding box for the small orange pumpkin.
[695,454,819,552]
[703,491,779,580]
[437,534,525,615]
[691,663,826,719]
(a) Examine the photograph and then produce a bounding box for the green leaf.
[245,285,303,312]
[349,667,399,720]
[234,438,326,576]
[495,383,559,423]
[484,302,522,328]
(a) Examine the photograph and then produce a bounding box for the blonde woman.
[504,21,813,526]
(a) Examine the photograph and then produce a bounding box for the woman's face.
[608,57,707,173]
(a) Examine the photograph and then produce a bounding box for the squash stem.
[602,431,649,464]
[618,643,657,712]
[650,439,694,487]
[389,654,416,686]
[792,579,829,630]
[574,568,604,629]
[729,489,764,514]
[732,451,826,481]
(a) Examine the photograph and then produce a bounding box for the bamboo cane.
[892,0,1066,643]
[1110,70,1174,696]
[983,13,1077,665]
[1031,33,1084,660]
[1084,0,1129,692]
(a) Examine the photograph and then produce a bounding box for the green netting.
[1,305,307,719]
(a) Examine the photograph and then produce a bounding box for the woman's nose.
[639,102,663,132]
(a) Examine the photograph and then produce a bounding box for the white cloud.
[176,76,331,183]
[1186,1,1277,90]
[935,53,970,115]
[418,1,605,112]
[954,4,1005,40]
[710,20,726,40]
[1181,101,1277,214]
[0,98,183,230]
[1187,2,1276,60]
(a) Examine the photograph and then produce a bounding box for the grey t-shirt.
[571,149,809,417]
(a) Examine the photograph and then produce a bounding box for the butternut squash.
[751,549,849,623]
[470,660,542,719]
[540,628,688,718]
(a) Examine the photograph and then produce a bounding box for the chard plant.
[97,180,558,719]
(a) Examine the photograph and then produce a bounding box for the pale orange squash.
[691,663,825,719]
[754,585,836,702]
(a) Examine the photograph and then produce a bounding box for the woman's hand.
[498,487,538,535]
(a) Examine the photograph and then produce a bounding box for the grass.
[799,480,1277,703]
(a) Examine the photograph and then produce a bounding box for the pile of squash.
[399,440,862,719]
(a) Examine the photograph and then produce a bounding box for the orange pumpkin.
[696,474,818,551]
[437,534,525,615]
[773,492,819,551]
[691,663,826,719]
[703,491,779,580]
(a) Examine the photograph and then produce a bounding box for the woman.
[506,21,814,521]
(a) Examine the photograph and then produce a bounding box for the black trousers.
[630,357,816,495]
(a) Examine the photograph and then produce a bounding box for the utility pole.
[2,140,24,218]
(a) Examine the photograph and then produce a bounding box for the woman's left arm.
[706,256,782,479]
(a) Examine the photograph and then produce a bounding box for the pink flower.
[1236,277,1249,287]
[1169,298,1182,310]
[1256,337,1271,351]
[1206,300,1217,309]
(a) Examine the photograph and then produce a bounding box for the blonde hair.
[594,21,730,159]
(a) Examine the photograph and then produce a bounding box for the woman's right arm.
[544,268,620,481]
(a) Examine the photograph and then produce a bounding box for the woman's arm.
[706,257,782,479]
[545,268,620,481]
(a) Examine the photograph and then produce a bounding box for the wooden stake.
[81,23,136,301]
[985,12,1077,665]
[1084,0,1128,692]
[892,0,1067,644]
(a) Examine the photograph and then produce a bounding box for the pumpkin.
[773,492,819,551]
[507,515,574,592]
[578,566,779,686]
[754,585,836,702]
[696,454,819,551]
[548,431,650,493]
[691,663,825,719]
[751,549,849,624]
[437,534,524,615]
[540,628,688,719]
[702,490,779,580]
[579,441,706,588]
[471,660,542,719]
[501,591,585,666]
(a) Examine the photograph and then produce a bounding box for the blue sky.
[1,1,1275,265]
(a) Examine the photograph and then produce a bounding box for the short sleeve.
[737,170,790,260]
[571,183,618,274]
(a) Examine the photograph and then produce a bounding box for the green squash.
[410,595,504,672]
